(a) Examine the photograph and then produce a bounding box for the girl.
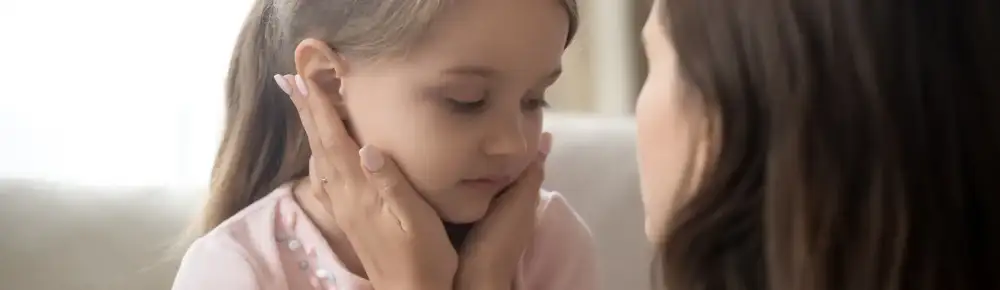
[171,0,597,289]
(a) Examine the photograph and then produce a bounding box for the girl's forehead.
[392,1,569,79]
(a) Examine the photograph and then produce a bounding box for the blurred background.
[1,1,653,289]
[0,0,653,189]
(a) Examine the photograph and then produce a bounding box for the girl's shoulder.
[173,184,304,290]
[201,184,296,244]
[517,189,599,290]
[535,189,576,218]
[534,189,590,237]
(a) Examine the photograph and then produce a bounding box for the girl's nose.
[482,117,528,156]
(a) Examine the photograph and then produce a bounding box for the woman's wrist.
[371,272,453,290]
[455,278,510,290]
[382,280,451,290]
[454,266,512,290]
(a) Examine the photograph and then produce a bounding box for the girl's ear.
[293,38,350,119]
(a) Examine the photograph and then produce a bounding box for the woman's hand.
[277,74,457,290]
[455,133,552,290]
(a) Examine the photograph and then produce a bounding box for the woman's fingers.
[455,134,552,288]
[499,131,551,209]
[278,74,458,290]
[308,156,336,214]
[296,75,366,184]
[358,145,437,231]
[465,132,552,244]
[277,74,331,173]
[484,156,545,230]
[277,74,367,198]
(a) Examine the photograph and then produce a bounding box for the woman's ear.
[293,38,350,119]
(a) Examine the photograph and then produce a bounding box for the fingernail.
[359,145,385,172]
[539,132,553,158]
[274,74,291,95]
[294,74,309,96]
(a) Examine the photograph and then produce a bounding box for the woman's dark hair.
[655,0,999,289]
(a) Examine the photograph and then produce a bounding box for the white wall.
[548,0,640,115]
[0,1,249,188]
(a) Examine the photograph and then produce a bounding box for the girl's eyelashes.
[446,94,550,114]
[523,95,550,111]
[446,98,488,113]
[430,82,488,114]
[521,89,550,111]
[435,85,550,114]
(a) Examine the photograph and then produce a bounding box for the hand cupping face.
[276,73,550,290]
[277,73,457,290]
[277,73,547,290]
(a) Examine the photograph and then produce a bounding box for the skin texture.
[634,0,709,243]
[290,0,570,281]
[301,0,568,224]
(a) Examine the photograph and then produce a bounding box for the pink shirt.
[171,185,598,290]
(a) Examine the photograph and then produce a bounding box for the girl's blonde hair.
[195,0,579,238]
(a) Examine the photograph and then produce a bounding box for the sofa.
[0,113,650,290]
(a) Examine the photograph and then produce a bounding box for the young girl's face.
[338,0,570,223]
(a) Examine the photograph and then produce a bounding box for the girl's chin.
[436,199,492,224]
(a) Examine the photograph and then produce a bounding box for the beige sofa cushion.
[0,181,196,290]
[543,114,650,290]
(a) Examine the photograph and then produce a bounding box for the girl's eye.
[447,98,487,113]
[523,95,550,111]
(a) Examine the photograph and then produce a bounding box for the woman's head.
[637,0,999,289]
[202,0,577,236]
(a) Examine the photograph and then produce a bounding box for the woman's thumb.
[500,132,552,207]
[539,132,553,161]
[359,145,418,201]
[359,145,386,173]
[540,131,552,152]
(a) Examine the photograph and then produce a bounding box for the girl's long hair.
[195,0,579,239]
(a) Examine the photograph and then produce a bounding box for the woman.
[286,0,999,289]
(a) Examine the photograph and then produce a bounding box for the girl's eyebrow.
[443,65,563,84]
[443,65,497,78]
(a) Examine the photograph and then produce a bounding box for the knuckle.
[377,177,402,194]
[532,161,546,182]
[322,140,339,153]
[533,165,545,183]
[515,165,544,189]
[352,182,382,204]
[293,101,308,114]
[337,213,368,232]
[336,186,380,216]
[291,102,311,117]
